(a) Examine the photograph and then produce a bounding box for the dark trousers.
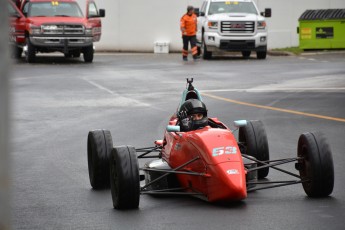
[182,35,198,57]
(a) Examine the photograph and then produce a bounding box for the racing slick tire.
[110,146,140,209]
[239,120,270,179]
[83,45,94,63]
[25,37,36,63]
[297,132,334,197]
[87,130,113,189]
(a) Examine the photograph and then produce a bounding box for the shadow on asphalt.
[12,55,88,65]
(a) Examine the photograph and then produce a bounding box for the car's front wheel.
[239,120,270,179]
[87,130,113,189]
[110,146,140,209]
[297,132,334,197]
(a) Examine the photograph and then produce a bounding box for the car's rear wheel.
[87,130,113,189]
[297,132,334,197]
[239,120,270,179]
[110,146,140,209]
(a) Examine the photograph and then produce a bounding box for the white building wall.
[78,0,345,51]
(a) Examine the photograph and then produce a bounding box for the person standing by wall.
[180,5,198,61]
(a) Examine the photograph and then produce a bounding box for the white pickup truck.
[196,0,271,59]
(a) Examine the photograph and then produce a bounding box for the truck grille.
[220,40,255,50]
[41,24,85,35]
[221,21,255,33]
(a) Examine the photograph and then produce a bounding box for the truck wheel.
[25,38,36,63]
[239,120,269,179]
[110,146,140,209]
[87,130,113,189]
[197,46,201,56]
[13,46,22,59]
[201,36,212,60]
[65,50,81,58]
[72,50,81,58]
[257,51,267,59]
[242,51,251,59]
[297,132,334,197]
[83,45,94,63]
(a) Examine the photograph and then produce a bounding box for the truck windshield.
[28,2,83,17]
[208,2,258,15]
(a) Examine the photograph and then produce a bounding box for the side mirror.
[200,12,205,17]
[166,125,180,132]
[99,9,105,17]
[194,8,200,17]
[234,120,247,128]
[263,8,271,18]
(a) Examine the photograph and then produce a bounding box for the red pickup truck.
[9,0,105,63]
[9,0,26,58]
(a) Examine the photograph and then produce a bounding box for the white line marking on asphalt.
[82,78,150,107]
[84,78,116,95]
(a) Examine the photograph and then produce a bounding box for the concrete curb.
[268,49,345,56]
[267,50,295,56]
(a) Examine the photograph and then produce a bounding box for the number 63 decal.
[212,146,237,157]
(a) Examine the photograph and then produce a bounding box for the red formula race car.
[87,79,334,209]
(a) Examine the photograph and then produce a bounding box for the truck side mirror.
[99,9,105,17]
[194,8,200,17]
[264,8,271,17]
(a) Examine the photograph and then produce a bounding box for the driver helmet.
[178,99,208,131]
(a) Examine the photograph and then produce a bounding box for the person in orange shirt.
[180,6,199,61]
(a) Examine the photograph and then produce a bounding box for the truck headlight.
[257,21,266,30]
[85,28,92,35]
[208,21,218,29]
[29,25,41,35]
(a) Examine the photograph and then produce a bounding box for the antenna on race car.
[186,78,194,91]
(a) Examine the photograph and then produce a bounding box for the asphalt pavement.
[10,52,345,230]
